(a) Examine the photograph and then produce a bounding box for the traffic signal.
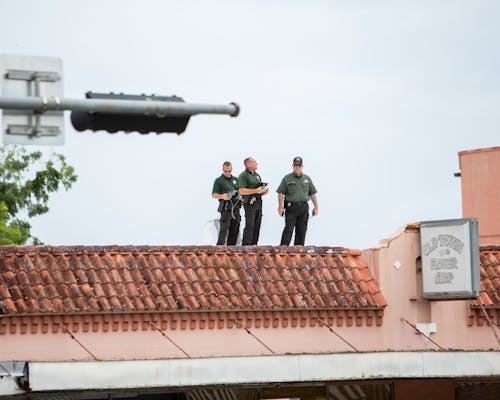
[70,92,191,134]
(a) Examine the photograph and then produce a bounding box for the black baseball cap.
[293,156,303,166]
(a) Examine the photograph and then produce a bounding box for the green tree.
[0,146,77,245]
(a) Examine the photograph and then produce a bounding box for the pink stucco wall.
[364,226,495,350]
[459,146,500,245]
[0,227,495,362]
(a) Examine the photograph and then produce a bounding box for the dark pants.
[280,202,309,246]
[242,199,262,245]
[217,206,241,245]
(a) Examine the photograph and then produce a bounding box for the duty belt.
[244,195,262,205]
[286,201,308,207]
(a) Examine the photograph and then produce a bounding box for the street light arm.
[0,96,240,117]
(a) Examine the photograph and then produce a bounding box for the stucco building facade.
[1,147,499,399]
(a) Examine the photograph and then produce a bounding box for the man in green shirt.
[238,157,268,245]
[276,156,318,246]
[212,161,241,245]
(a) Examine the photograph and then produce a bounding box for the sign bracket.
[4,68,62,138]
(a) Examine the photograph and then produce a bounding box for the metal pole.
[0,97,240,117]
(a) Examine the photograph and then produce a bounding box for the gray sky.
[1,0,499,249]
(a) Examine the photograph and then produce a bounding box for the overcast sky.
[1,0,499,249]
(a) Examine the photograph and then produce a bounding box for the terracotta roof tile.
[75,296,88,311]
[372,292,387,307]
[470,247,500,309]
[0,245,387,315]
[15,299,27,313]
[2,298,16,313]
[27,298,38,313]
[87,297,99,311]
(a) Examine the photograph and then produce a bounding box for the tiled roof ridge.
[0,245,361,256]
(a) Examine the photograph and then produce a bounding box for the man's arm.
[212,179,231,200]
[277,193,285,216]
[212,192,231,200]
[238,173,266,196]
[310,193,319,216]
[239,187,266,195]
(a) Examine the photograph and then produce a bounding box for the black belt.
[286,201,308,206]
[243,195,262,204]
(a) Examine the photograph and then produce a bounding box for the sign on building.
[420,218,480,299]
[1,54,64,145]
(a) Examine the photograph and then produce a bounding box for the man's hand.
[278,206,284,216]
[311,194,319,217]
[256,187,267,194]
[222,193,231,201]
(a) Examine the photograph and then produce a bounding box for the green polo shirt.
[238,169,263,200]
[212,175,239,195]
[276,173,317,202]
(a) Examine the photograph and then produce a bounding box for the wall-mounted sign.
[420,218,480,299]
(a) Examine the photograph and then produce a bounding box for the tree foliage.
[0,146,78,245]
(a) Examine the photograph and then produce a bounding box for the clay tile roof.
[471,246,500,308]
[0,245,386,315]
